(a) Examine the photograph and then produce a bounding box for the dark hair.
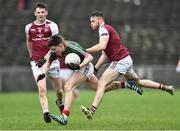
[48,35,63,47]
[34,2,48,11]
[90,11,104,18]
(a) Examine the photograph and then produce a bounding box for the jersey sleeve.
[65,41,86,62]
[73,42,86,56]
[25,23,31,36]
[49,22,59,35]
[99,27,109,38]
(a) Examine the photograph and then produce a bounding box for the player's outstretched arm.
[86,36,109,53]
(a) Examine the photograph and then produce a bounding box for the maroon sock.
[62,109,70,116]
[159,84,166,90]
[90,105,97,113]
[60,105,64,114]
[120,81,125,88]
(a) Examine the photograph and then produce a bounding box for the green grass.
[0,89,180,130]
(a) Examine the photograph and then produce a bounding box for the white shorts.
[59,68,74,81]
[108,55,135,75]
[78,63,94,79]
[30,59,61,78]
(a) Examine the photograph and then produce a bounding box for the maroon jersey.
[99,24,129,62]
[58,57,67,69]
[25,20,59,61]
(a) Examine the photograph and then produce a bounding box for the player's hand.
[35,58,46,68]
[49,52,57,61]
[66,63,80,70]
[37,73,46,82]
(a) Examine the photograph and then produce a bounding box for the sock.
[43,108,49,114]
[56,100,64,113]
[90,105,97,113]
[56,99,63,104]
[56,91,63,101]
[159,84,166,90]
[62,109,70,117]
[120,81,125,88]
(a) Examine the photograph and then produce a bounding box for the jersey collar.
[34,19,47,25]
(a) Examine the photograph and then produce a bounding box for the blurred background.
[0,0,179,92]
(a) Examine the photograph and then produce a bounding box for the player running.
[80,11,174,120]
[25,2,63,123]
[36,34,143,125]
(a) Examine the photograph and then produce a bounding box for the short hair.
[48,35,63,47]
[34,2,48,11]
[90,11,104,18]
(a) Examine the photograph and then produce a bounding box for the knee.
[97,80,106,91]
[64,82,73,92]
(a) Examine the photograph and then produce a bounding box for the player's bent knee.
[97,80,106,90]
[98,80,107,86]
[64,84,73,92]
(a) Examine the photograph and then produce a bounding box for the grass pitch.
[0,89,180,130]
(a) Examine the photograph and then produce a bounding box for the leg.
[125,71,174,95]
[124,71,143,95]
[64,71,87,112]
[35,76,51,123]
[59,68,80,99]
[51,71,87,125]
[31,61,51,123]
[102,55,142,94]
[80,68,119,120]
[138,79,174,95]
[36,79,49,113]
[92,68,119,107]
[85,75,139,93]
[84,74,98,91]
[85,74,127,93]
[49,77,64,114]
[49,77,63,101]
[104,80,126,92]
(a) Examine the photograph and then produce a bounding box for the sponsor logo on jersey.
[101,33,108,36]
[30,29,36,32]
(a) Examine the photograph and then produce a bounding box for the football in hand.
[65,53,81,65]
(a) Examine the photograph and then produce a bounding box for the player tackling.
[80,11,174,120]
[36,34,143,125]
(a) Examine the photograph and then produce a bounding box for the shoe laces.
[60,115,68,125]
